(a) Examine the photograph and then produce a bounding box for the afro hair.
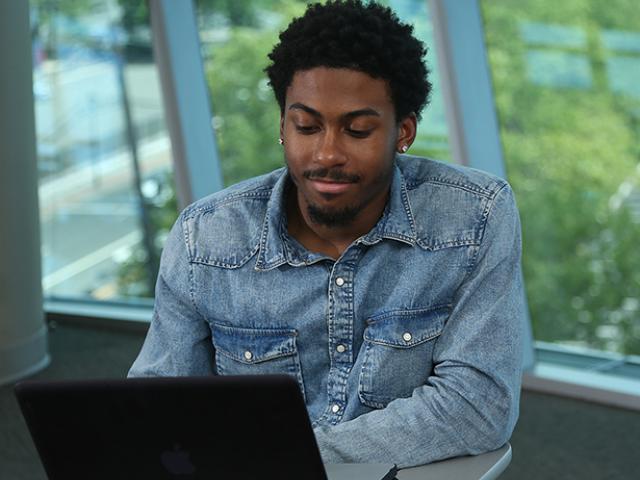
[265,0,431,121]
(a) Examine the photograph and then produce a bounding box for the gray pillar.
[0,1,50,385]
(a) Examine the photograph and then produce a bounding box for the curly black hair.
[265,0,431,121]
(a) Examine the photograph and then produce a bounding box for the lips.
[308,179,354,195]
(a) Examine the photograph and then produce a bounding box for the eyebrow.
[288,103,381,120]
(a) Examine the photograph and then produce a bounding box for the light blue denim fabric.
[128,155,524,468]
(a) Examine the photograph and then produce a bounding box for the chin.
[307,202,361,227]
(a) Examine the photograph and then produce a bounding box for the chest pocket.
[212,323,306,400]
[358,305,449,409]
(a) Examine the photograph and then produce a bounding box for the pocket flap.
[212,323,298,364]
[364,305,449,348]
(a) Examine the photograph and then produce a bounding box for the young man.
[129,0,524,468]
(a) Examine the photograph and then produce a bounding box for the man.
[129,0,523,468]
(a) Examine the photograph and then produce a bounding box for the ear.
[396,113,417,153]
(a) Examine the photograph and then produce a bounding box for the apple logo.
[160,444,196,475]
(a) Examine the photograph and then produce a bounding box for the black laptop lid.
[15,375,328,480]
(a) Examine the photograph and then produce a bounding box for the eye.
[346,128,372,139]
[295,124,319,134]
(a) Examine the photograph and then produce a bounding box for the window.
[481,0,640,381]
[32,0,178,306]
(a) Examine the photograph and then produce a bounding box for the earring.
[278,138,284,145]
[400,145,408,153]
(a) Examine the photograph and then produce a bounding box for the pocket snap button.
[243,350,253,360]
[402,332,412,342]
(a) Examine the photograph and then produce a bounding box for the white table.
[325,443,512,480]
[398,443,512,479]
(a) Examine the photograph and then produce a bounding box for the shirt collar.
[361,164,418,246]
[254,164,417,271]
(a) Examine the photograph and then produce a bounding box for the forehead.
[285,67,394,116]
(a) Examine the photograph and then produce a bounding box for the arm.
[314,184,524,467]
[128,216,215,377]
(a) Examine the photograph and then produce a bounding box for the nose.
[314,128,347,168]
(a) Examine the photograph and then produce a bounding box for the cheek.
[363,126,397,154]
[283,139,316,171]
[351,137,396,168]
[283,147,306,181]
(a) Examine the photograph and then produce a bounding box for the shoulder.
[397,155,514,250]
[176,168,286,267]
[397,155,508,197]
[182,168,284,218]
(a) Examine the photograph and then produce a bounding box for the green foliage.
[206,27,284,185]
[117,0,149,36]
[483,0,640,354]
[203,1,307,185]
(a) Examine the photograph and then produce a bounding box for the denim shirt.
[129,155,524,468]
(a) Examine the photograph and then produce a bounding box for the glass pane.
[382,0,450,161]
[32,0,178,302]
[195,0,451,188]
[482,0,640,356]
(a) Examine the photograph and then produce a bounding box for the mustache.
[303,168,361,183]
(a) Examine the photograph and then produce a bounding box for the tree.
[203,1,308,185]
[482,0,640,354]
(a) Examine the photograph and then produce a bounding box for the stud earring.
[400,145,408,153]
[278,138,284,145]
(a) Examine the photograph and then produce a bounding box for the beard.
[306,202,362,227]
[300,165,393,228]
[300,166,363,227]
[284,149,396,229]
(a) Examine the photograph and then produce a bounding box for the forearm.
[314,367,519,468]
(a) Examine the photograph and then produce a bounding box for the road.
[40,135,173,300]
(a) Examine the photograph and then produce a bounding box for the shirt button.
[336,344,346,353]
[402,332,412,342]
[335,277,345,287]
[244,350,253,360]
[331,404,340,413]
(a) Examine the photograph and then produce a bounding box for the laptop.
[15,374,397,480]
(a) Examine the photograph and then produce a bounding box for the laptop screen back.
[15,375,328,480]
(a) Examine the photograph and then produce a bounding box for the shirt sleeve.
[313,183,525,468]
[128,215,215,377]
